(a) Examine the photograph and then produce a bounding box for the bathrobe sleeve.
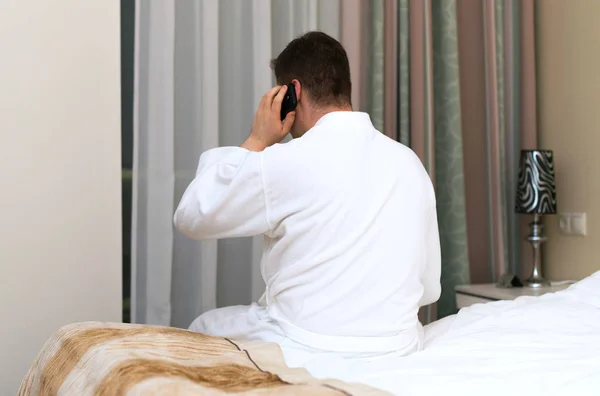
[174,147,271,240]
[419,203,442,307]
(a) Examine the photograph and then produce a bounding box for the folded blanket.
[18,322,388,395]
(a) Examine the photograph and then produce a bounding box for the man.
[174,32,441,359]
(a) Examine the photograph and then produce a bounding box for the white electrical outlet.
[558,213,587,236]
[570,213,587,235]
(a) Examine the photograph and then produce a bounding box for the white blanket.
[285,271,600,396]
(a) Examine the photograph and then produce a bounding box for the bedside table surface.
[455,283,570,301]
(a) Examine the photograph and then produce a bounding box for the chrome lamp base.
[525,214,550,288]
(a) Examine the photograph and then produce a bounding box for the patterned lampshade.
[515,150,557,214]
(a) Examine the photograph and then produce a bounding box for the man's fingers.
[262,86,281,110]
[272,84,288,110]
[281,111,296,134]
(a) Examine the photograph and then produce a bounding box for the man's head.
[271,31,352,138]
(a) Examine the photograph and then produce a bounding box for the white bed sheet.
[283,271,600,395]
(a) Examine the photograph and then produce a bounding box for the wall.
[0,1,121,393]
[537,0,600,280]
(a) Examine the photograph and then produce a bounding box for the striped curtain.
[347,0,540,321]
[459,0,539,288]
[409,0,470,321]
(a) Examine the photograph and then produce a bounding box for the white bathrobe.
[174,111,441,358]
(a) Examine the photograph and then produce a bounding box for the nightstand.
[455,283,570,309]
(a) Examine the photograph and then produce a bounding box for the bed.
[19,271,600,395]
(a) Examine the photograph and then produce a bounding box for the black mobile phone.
[280,83,297,121]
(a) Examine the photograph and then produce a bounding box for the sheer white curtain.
[132,0,340,328]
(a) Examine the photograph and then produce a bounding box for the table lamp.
[515,150,557,288]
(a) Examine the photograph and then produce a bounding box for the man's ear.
[291,79,301,102]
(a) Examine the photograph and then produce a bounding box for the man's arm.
[174,85,295,240]
[419,203,442,307]
[174,147,270,240]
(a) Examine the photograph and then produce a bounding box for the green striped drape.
[362,0,470,320]
[364,0,385,132]
[429,0,470,319]
[357,0,536,321]
[398,0,410,146]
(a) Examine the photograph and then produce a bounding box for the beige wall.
[537,0,600,280]
[0,1,121,393]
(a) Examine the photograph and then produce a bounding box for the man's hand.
[241,85,296,152]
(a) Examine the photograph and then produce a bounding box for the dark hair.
[270,31,352,107]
